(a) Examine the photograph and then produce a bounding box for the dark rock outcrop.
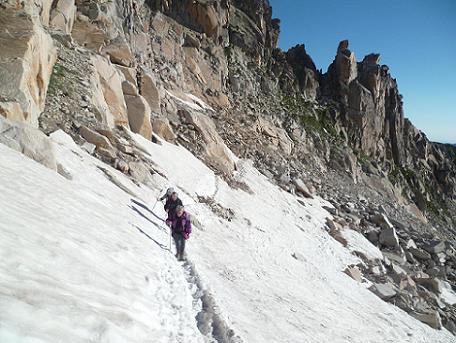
[147,0,230,42]
[229,0,280,64]
[285,44,319,100]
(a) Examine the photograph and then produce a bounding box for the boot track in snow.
[182,260,243,343]
[129,198,242,341]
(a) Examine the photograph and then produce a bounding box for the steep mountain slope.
[1,0,456,340]
[1,127,455,342]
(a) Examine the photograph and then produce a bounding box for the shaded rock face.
[148,0,230,43]
[229,0,279,65]
[0,9,57,127]
[285,44,319,100]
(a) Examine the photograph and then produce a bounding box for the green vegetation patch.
[47,63,76,97]
[281,95,338,138]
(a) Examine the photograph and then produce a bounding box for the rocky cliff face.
[1,0,454,226]
[1,0,456,334]
[323,41,456,216]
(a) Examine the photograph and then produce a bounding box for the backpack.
[174,214,187,233]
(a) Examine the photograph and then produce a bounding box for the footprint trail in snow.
[181,259,243,343]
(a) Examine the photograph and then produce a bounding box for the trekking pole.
[150,198,159,213]
[151,186,167,212]
[169,229,172,252]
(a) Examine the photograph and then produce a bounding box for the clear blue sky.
[270,0,456,143]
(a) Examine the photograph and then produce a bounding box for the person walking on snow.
[168,205,192,261]
[164,191,183,221]
[158,187,175,201]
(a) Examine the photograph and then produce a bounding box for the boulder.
[79,126,113,149]
[256,117,293,154]
[97,146,117,160]
[0,9,57,127]
[409,247,432,261]
[114,159,129,174]
[129,161,152,184]
[379,226,400,249]
[72,17,107,51]
[405,251,416,264]
[344,266,363,282]
[366,227,380,245]
[391,263,407,278]
[49,129,78,149]
[444,320,456,335]
[125,95,152,140]
[370,213,394,230]
[50,0,76,34]
[96,129,115,142]
[399,275,416,292]
[181,110,235,174]
[383,251,407,265]
[423,240,446,255]
[293,178,314,198]
[394,292,414,312]
[102,37,135,67]
[405,239,417,250]
[122,81,139,96]
[328,228,348,247]
[256,117,278,138]
[81,142,96,154]
[325,218,338,232]
[0,116,56,170]
[152,118,177,142]
[410,311,442,330]
[140,71,161,112]
[89,55,129,128]
[369,282,397,300]
[116,65,137,85]
[117,142,134,155]
[415,277,442,295]
[184,33,201,49]
[322,205,338,216]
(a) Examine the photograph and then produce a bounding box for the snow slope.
[0,130,454,343]
[0,137,203,343]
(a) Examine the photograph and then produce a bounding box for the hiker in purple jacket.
[168,205,192,261]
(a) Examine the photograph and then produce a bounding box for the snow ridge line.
[182,260,243,343]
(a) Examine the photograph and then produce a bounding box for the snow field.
[0,129,454,343]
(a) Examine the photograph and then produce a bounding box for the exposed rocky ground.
[1,0,456,336]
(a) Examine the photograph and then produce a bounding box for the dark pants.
[173,232,185,257]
